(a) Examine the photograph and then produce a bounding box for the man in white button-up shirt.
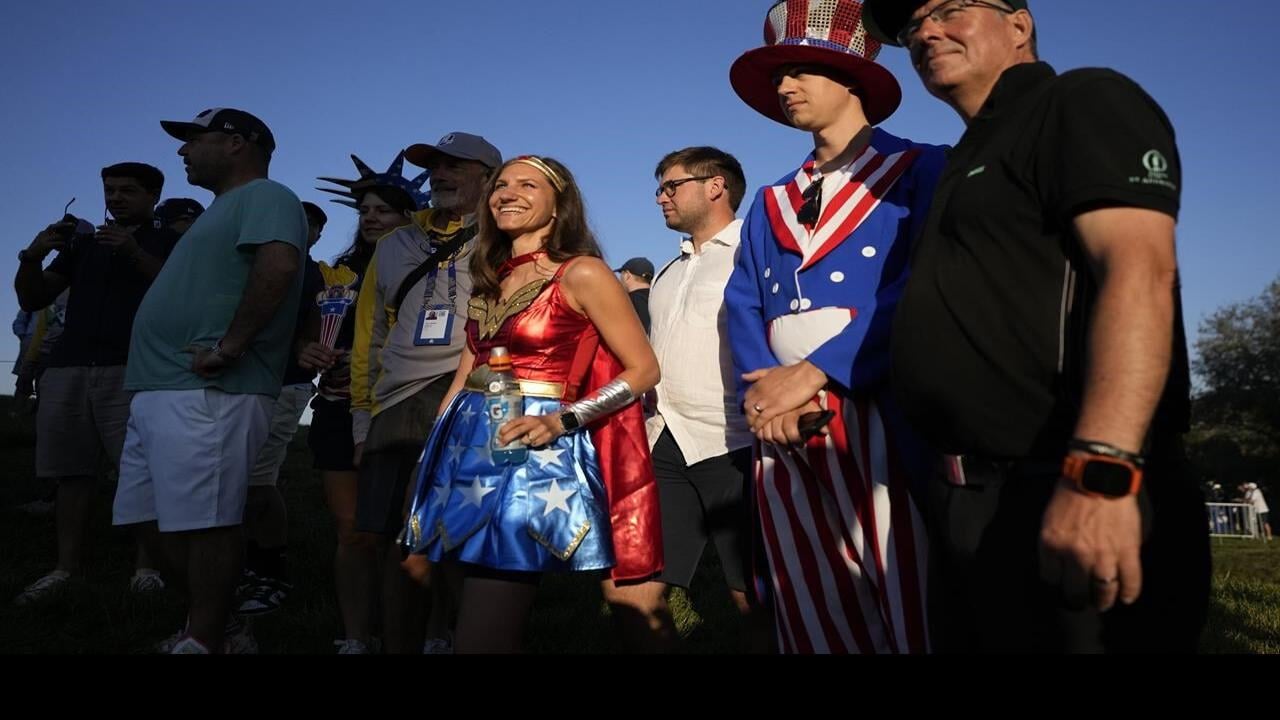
[606,146,769,652]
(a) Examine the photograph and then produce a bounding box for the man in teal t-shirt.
[126,177,305,396]
[113,108,306,655]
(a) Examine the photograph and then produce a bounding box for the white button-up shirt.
[646,219,752,464]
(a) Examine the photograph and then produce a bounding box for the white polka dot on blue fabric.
[862,246,877,258]
[764,268,772,279]
[800,298,813,311]
[772,283,780,294]
[830,271,845,283]
[789,299,800,312]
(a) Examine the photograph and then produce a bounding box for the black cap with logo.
[863,0,1029,46]
[160,108,277,155]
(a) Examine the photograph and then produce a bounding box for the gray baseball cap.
[405,132,502,170]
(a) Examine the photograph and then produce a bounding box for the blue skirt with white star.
[401,390,616,573]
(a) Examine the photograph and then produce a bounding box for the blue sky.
[1,0,1275,395]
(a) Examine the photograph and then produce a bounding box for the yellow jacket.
[349,209,475,443]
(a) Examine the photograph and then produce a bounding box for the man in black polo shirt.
[864,0,1209,651]
[154,197,205,237]
[614,257,654,334]
[13,162,180,604]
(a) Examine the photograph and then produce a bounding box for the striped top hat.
[730,0,902,126]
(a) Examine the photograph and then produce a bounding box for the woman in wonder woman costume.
[401,155,662,652]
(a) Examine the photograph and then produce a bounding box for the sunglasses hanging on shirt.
[798,175,822,227]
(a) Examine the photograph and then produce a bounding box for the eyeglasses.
[655,176,716,198]
[896,0,1015,47]
[797,177,822,226]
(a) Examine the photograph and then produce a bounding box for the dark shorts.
[652,428,752,592]
[355,377,452,536]
[309,396,356,472]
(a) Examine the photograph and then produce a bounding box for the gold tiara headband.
[511,155,567,193]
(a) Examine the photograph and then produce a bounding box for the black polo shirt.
[45,221,180,368]
[630,288,651,335]
[891,62,1190,459]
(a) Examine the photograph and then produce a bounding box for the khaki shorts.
[355,376,451,535]
[248,383,315,487]
[35,365,132,478]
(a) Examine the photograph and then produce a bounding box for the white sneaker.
[223,619,259,655]
[156,628,186,654]
[236,576,292,615]
[17,499,54,516]
[335,639,371,654]
[158,619,257,654]
[13,571,70,606]
[169,636,212,654]
[422,637,453,655]
[129,571,165,594]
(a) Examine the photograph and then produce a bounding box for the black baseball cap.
[613,257,655,280]
[160,107,277,154]
[863,0,1029,46]
[301,201,328,226]
[154,197,205,223]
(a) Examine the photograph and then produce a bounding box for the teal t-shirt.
[125,179,307,396]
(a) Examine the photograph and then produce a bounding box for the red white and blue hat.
[730,0,902,127]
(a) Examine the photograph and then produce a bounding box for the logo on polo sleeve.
[1132,149,1177,191]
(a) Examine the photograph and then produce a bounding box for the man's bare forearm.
[220,242,300,355]
[1072,260,1176,454]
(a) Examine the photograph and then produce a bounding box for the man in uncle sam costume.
[726,0,947,654]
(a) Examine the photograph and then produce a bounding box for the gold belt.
[464,366,566,399]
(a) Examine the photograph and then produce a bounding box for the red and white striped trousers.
[754,390,930,654]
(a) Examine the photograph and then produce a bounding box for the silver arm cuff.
[564,379,636,429]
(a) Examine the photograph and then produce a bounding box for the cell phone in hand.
[797,410,835,441]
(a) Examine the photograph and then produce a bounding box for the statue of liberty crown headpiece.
[316,150,431,210]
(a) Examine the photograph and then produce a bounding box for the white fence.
[1207,503,1266,539]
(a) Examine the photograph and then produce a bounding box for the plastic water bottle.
[485,347,527,465]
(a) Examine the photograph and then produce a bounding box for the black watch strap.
[559,410,581,433]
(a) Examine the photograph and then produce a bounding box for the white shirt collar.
[680,218,743,256]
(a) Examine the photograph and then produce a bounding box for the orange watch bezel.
[1062,453,1143,498]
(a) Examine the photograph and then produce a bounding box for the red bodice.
[467,267,597,401]
[463,255,664,582]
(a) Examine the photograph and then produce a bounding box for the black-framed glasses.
[896,0,1015,46]
[655,176,716,198]
[797,178,822,226]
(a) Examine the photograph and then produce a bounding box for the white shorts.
[113,389,273,532]
[248,383,314,488]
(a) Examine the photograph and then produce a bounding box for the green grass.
[0,395,742,653]
[1199,538,1280,653]
[1,393,1276,653]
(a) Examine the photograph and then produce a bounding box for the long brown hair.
[470,156,602,299]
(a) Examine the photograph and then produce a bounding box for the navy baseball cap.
[613,257,655,280]
[301,201,328,226]
[154,197,205,223]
